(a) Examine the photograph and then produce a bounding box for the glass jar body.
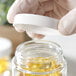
[12,40,67,76]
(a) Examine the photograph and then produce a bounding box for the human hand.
[7,0,76,38]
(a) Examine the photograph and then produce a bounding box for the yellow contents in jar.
[19,57,62,76]
[0,57,9,74]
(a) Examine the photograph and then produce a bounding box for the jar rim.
[15,40,63,56]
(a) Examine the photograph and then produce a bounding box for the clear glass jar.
[12,40,67,76]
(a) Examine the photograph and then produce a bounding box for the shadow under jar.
[12,40,67,76]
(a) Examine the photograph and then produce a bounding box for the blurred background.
[0,0,31,56]
[0,1,31,75]
[0,0,14,25]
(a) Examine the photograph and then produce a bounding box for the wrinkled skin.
[7,0,76,38]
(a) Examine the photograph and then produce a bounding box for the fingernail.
[33,34,45,39]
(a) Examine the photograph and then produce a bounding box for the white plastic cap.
[0,37,12,57]
[13,14,60,35]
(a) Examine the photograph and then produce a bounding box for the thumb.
[58,8,76,35]
[7,0,38,23]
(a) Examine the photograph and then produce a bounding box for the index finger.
[7,0,38,23]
